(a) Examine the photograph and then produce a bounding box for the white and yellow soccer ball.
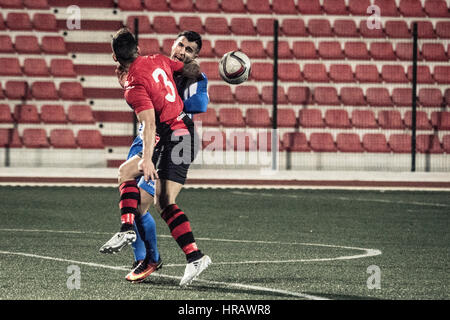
[218,51,251,85]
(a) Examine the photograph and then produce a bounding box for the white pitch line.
[0,250,328,300]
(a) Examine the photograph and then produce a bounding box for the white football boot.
[99,230,136,254]
[179,255,212,287]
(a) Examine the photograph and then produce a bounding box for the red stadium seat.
[41,36,67,54]
[261,86,288,105]
[14,104,39,123]
[6,12,32,30]
[32,81,58,100]
[323,0,348,14]
[0,13,4,30]
[179,16,204,34]
[227,131,257,151]
[298,0,322,14]
[240,40,266,59]
[15,35,40,54]
[329,64,355,83]
[396,42,422,61]
[404,111,432,130]
[359,20,385,38]
[385,21,410,38]
[22,128,49,148]
[443,135,450,153]
[277,109,297,128]
[436,21,450,38]
[230,18,256,36]
[202,130,226,150]
[446,89,450,106]
[434,66,450,84]
[245,108,271,128]
[310,133,337,152]
[153,16,178,34]
[266,41,293,59]
[374,0,400,16]
[407,66,434,84]
[370,42,396,60]
[362,133,390,153]
[378,110,404,129]
[303,64,328,82]
[431,111,450,129]
[292,41,317,59]
[59,82,84,100]
[199,61,219,80]
[308,19,333,37]
[235,85,261,104]
[287,87,311,105]
[204,17,230,35]
[144,0,168,11]
[299,109,325,128]
[282,132,310,152]
[50,59,76,77]
[138,39,160,56]
[256,18,279,36]
[424,0,449,17]
[67,105,95,123]
[416,134,443,154]
[333,20,359,37]
[208,85,234,104]
[195,0,220,12]
[355,65,381,83]
[381,65,408,83]
[0,35,14,53]
[340,87,366,106]
[344,42,370,60]
[169,0,194,12]
[126,16,152,34]
[349,0,371,15]
[76,130,104,149]
[281,19,307,37]
[0,104,13,123]
[23,58,49,77]
[0,58,21,76]
[0,83,4,100]
[24,0,49,9]
[50,129,77,149]
[33,13,57,31]
[336,133,364,153]
[247,0,272,13]
[389,134,411,153]
[0,0,23,8]
[256,131,281,152]
[5,81,28,100]
[325,109,351,128]
[213,40,238,57]
[194,108,219,127]
[221,0,246,13]
[399,0,425,16]
[198,39,213,58]
[41,105,67,124]
[422,43,447,61]
[219,108,245,127]
[351,110,378,128]
[318,42,344,59]
[415,21,437,38]
[118,0,142,10]
[392,88,412,106]
[314,87,340,105]
[419,88,444,107]
[367,88,393,107]
[278,63,302,82]
[272,0,298,14]
[0,128,21,147]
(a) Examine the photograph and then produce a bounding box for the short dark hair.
[177,30,202,53]
[112,28,138,66]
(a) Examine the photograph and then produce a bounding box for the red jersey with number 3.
[124,55,186,134]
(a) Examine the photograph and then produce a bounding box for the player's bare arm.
[136,108,158,182]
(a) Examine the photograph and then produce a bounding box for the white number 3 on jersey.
[152,68,176,103]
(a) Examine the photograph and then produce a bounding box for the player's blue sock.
[133,211,160,263]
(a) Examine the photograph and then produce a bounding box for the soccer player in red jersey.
[99,28,210,286]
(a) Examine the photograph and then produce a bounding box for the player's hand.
[115,64,128,88]
[182,60,201,79]
[138,158,158,182]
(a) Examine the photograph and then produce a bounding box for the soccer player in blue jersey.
[100,31,209,284]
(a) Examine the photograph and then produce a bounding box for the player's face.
[171,36,198,64]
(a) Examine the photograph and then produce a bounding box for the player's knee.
[117,161,136,185]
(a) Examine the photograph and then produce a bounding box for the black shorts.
[139,114,199,185]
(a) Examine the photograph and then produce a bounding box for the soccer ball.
[218,51,251,85]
